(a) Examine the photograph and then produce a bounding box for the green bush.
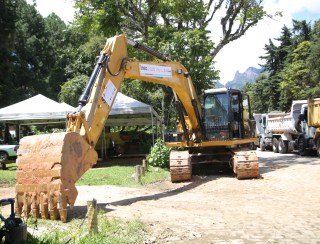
[147,139,171,169]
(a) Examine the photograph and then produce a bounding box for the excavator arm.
[15,34,202,222]
[69,35,202,147]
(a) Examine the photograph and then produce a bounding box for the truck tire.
[317,138,320,157]
[0,151,8,161]
[272,138,279,153]
[278,138,288,154]
[298,137,307,156]
[249,143,257,150]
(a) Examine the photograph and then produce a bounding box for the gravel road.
[1,150,320,243]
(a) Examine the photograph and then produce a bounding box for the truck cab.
[254,112,281,151]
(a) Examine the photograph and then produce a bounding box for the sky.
[26,0,320,84]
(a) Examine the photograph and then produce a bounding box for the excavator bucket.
[15,132,97,222]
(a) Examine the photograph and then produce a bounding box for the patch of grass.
[0,163,16,187]
[141,166,169,185]
[77,166,140,187]
[0,162,170,188]
[77,165,169,187]
[26,212,147,243]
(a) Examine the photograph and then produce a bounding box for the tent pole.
[162,121,164,141]
[15,124,20,143]
[156,117,158,140]
[151,108,154,145]
[18,124,21,142]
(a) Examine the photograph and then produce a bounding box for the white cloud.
[211,0,320,84]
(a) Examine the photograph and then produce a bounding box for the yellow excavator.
[15,35,259,222]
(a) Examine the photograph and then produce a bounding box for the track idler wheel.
[232,150,259,179]
[169,150,192,182]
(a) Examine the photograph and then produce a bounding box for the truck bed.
[267,114,298,134]
[308,98,320,127]
[267,100,307,134]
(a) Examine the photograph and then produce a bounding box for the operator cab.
[202,88,251,141]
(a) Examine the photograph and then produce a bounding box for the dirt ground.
[1,150,320,243]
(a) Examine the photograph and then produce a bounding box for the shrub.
[147,139,171,168]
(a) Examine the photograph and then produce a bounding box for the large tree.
[279,41,311,110]
[0,0,81,107]
[0,0,18,107]
[247,19,320,113]
[74,0,270,59]
[67,0,271,123]
[306,20,320,98]
[256,25,293,111]
[44,13,69,98]
[0,0,70,106]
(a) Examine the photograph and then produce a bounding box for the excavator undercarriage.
[169,148,259,182]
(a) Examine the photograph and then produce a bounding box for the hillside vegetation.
[245,20,320,113]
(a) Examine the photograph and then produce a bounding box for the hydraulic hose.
[128,39,170,62]
[77,53,107,111]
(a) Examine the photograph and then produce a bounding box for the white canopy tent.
[0,93,163,144]
[0,93,162,125]
[107,92,163,127]
[0,94,74,125]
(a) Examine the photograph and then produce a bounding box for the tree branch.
[211,0,264,58]
[204,0,224,25]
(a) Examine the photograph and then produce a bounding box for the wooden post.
[142,159,148,173]
[1,162,6,170]
[134,165,141,182]
[87,199,98,233]
[139,164,144,176]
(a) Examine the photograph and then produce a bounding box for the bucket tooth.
[23,192,31,217]
[15,132,98,222]
[40,192,49,219]
[15,193,23,217]
[31,193,40,219]
[49,192,59,220]
[59,193,68,223]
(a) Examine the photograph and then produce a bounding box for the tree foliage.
[247,19,320,113]
[0,0,76,107]
[59,74,89,106]
[73,0,271,59]
[147,138,171,168]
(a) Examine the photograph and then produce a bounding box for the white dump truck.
[253,112,287,151]
[254,100,307,153]
[267,100,307,154]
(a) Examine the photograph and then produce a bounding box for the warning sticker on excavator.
[102,79,117,106]
[139,64,172,78]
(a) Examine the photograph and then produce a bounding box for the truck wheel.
[0,151,8,161]
[249,143,257,150]
[260,138,266,151]
[272,138,279,153]
[298,137,308,156]
[317,138,320,157]
[278,138,288,154]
